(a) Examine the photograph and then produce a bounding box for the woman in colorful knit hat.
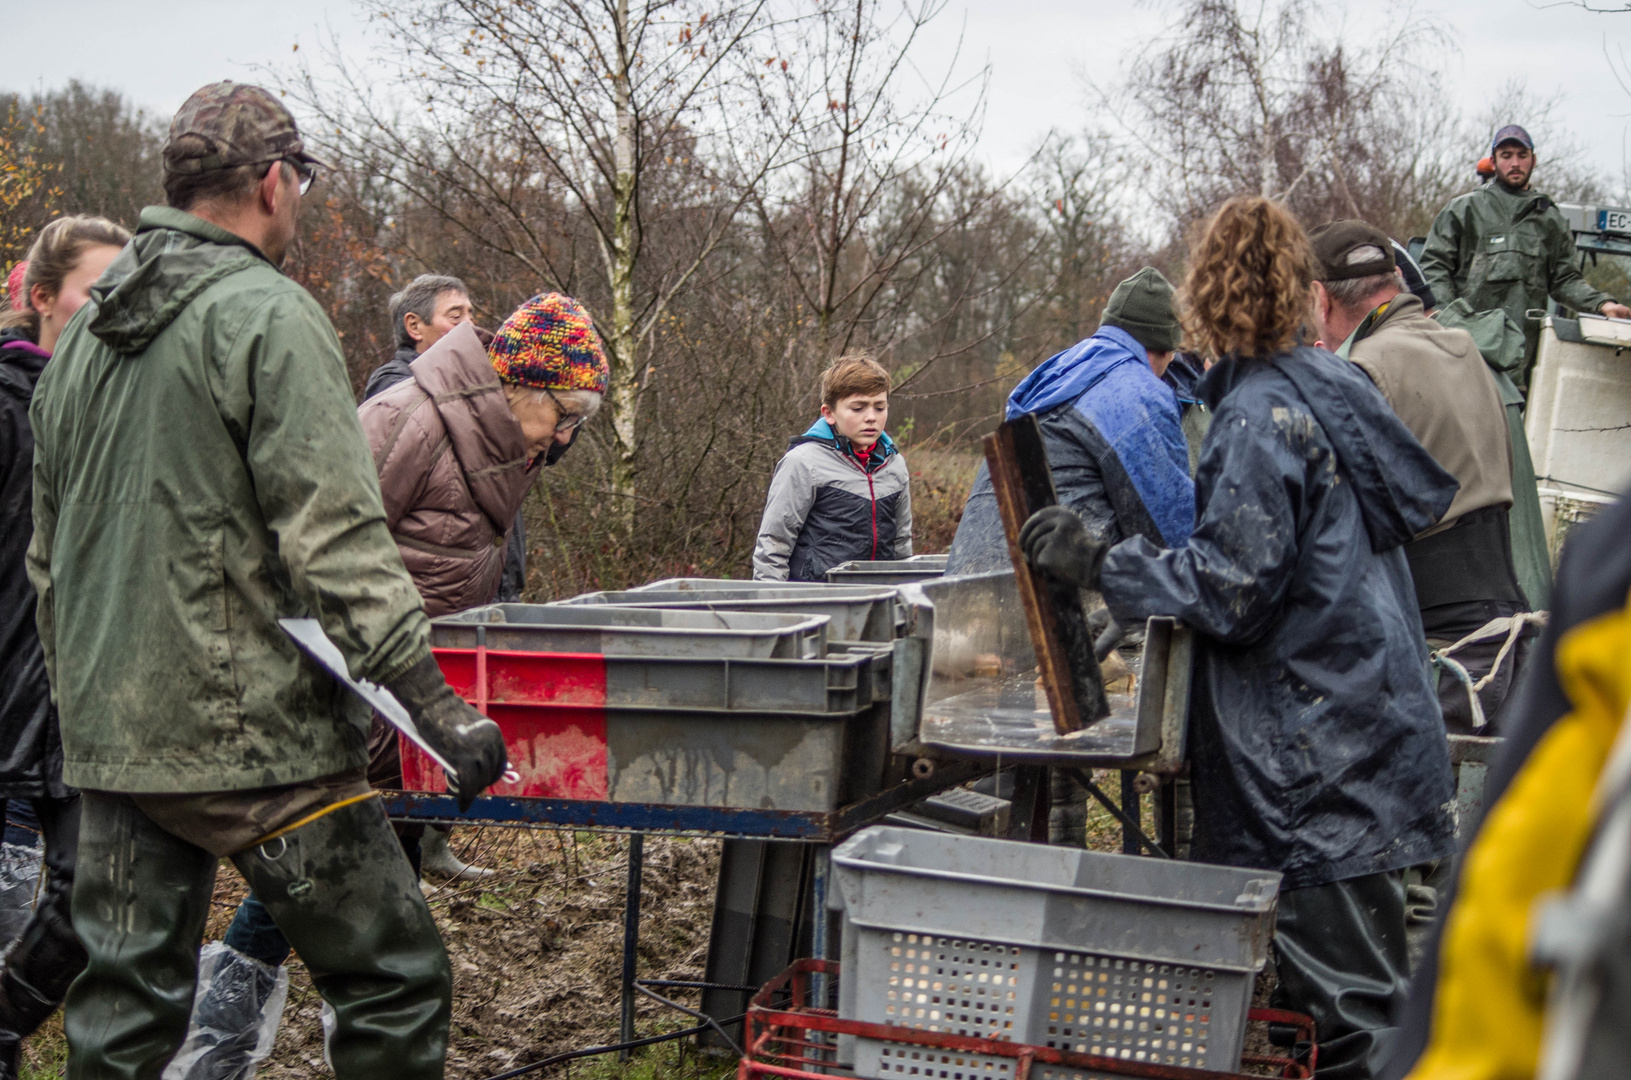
[364,288,608,647]
[486,291,610,466]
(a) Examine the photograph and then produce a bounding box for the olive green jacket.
[27,207,431,794]
[1419,183,1609,379]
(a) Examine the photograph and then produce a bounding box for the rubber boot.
[162,943,288,1080]
[231,795,450,1078]
[419,824,494,882]
[1048,768,1088,848]
[66,793,217,1080]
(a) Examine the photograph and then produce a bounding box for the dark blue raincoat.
[1099,346,1460,889]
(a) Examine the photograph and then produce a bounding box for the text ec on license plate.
[1600,209,1631,234]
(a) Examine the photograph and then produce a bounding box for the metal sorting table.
[381,583,990,1053]
[382,570,1198,1049]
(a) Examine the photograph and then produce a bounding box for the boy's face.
[821,392,889,451]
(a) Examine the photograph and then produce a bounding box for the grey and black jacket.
[752,419,912,582]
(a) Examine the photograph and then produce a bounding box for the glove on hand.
[384,654,508,812]
[1020,506,1108,589]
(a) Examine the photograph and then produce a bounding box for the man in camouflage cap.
[162,79,327,181]
[28,80,505,1078]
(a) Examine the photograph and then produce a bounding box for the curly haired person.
[1020,197,1460,1080]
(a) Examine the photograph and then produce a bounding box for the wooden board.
[982,414,1109,735]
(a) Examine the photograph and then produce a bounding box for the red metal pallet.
[739,960,1315,1080]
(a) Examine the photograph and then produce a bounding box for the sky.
[6,0,1630,192]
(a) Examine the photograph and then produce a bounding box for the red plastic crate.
[398,647,610,800]
[739,961,1314,1080]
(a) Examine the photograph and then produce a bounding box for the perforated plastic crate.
[831,827,1281,1076]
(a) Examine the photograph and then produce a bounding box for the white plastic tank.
[1525,314,1631,560]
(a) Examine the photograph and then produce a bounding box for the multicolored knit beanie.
[488,293,610,394]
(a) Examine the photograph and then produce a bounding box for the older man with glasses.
[168,292,608,1078]
[30,81,509,1077]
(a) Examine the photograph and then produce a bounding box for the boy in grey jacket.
[753,354,912,581]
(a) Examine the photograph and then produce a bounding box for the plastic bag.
[0,840,42,955]
[162,942,289,1080]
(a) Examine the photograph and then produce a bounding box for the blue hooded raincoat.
[946,326,1195,573]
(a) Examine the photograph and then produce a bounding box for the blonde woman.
[1020,197,1460,1079]
[0,214,130,1073]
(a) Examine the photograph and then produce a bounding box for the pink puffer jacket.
[358,322,534,618]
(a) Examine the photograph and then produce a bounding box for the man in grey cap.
[944,267,1195,846]
[1419,124,1630,375]
[28,80,505,1077]
[1312,220,1532,732]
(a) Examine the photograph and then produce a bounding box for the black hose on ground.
[480,978,765,1080]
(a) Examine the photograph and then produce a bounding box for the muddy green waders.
[66,792,451,1079]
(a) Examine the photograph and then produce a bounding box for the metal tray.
[893,571,1192,770]
[433,603,828,659]
[825,556,949,585]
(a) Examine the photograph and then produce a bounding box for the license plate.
[1599,209,1631,234]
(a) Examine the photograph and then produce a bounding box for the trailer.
[1526,204,1631,553]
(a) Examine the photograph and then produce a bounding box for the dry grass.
[902,444,980,555]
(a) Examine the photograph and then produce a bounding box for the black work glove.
[1020,506,1108,589]
[384,654,508,812]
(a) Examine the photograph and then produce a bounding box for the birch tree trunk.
[607,0,641,537]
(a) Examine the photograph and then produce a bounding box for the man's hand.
[1019,506,1108,589]
[1601,301,1631,320]
[385,655,508,812]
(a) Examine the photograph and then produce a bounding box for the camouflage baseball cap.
[163,81,328,176]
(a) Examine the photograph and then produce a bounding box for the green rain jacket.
[1420,183,1610,378]
[26,207,431,794]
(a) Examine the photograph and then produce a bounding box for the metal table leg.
[1119,770,1141,855]
[619,832,644,1060]
[810,847,831,1010]
[1156,776,1179,857]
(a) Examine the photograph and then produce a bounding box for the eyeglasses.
[265,158,318,195]
[289,159,318,195]
[543,387,586,434]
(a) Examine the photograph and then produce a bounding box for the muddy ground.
[21,775,1293,1078]
[22,828,733,1080]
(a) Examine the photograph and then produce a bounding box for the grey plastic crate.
[831,826,1280,1076]
[434,640,891,715]
[826,557,948,585]
[552,586,902,642]
[628,577,850,591]
[428,643,894,811]
[432,603,827,659]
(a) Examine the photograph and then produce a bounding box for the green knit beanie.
[1101,267,1181,353]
